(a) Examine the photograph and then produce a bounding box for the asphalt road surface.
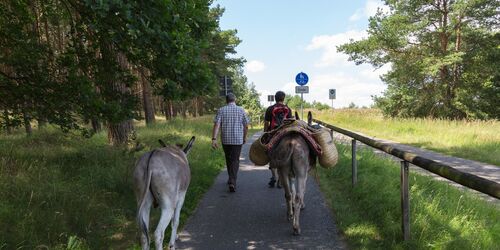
[177,132,347,250]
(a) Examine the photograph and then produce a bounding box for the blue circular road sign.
[295,72,309,86]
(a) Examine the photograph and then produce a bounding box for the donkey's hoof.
[293,228,301,236]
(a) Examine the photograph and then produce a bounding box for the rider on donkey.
[264,91,293,187]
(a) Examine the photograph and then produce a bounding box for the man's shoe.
[268,177,276,188]
[229,184,236,192]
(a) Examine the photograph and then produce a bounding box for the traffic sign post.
[219,76,233,96]
[295,72,309,119]
[329,89,336,109]
[267,95,275,106]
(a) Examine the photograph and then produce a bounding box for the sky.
[215,0,391,108]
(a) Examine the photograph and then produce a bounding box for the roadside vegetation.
[316,143,500,249]
[314,109,500,166]
[0,116,259,249]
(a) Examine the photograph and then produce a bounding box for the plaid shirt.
[214,103,249,145]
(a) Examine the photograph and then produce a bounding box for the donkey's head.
[158,136,196,155]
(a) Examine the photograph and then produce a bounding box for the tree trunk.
[23,111,32,136]
[193,97,198,117]
[452,17,462,101]
[107,120,133,145]
[158,97,166,117]
[198,97,204,116]
[165,100,171,120]
[91,119,101,133]
[181,101,187,118]
[172,101,178,118]
[105,51,135,145]
[438,0,452,115]
[140,67,155,125]
[3,109,11,134]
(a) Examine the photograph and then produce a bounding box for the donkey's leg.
[154,197,175,250]
[279,167,293,221]
[169,192,186,250]
[293,172,307,235]
[138,193,153,250]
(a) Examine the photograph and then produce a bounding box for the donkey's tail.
[137,150,156,246]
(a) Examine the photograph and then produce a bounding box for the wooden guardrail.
[313,118,500,199]
[312,117,500,240]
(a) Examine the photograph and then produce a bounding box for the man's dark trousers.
[222,144,242,186]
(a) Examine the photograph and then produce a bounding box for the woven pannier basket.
[313,128,338,168]
[249,136,270,166]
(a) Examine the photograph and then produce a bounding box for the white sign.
[329,89,336,99]
[295,86,309,94]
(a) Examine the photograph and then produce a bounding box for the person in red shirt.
[264,91,292,188]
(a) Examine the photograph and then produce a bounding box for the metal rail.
[313,118,500,199]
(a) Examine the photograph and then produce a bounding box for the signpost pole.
[295,72,309,119]
[300,93,304,119]
[224,76,228,96]
[329,89,336,110]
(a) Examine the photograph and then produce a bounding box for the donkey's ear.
[158,139,167,147]
[307,111,312,126]
[183,136,196,155]
[295,111,300,120]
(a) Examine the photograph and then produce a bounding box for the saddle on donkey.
[250,118,338,168]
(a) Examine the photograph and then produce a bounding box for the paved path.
[331,131,500,204]
[177,132,347,250]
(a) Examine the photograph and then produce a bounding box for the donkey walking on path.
[133,136,195,250]
[270,132,316,235]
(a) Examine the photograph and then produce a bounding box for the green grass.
[315,144,500,249]
[314,109,500,166]
[0,116,259,249]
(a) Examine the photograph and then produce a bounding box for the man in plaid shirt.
[212,93,250,192]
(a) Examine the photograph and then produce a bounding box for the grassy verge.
[0,116,259,249]
[315,144,500,249]
[314,109,500,166]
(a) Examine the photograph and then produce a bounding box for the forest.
[0,0,261,144]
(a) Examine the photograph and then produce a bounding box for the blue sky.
[215,0,391,108]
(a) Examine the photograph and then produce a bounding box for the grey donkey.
[269,115,316,235]
[133,136,195,249]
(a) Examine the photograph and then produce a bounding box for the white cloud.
[349,9,363,22]
[306,30,367,67]
[245,60,266,73]
[299,28,392,108]
[349,0,390,22]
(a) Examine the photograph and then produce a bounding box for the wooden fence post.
[401,160,410,240]
[352,139,357,186]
